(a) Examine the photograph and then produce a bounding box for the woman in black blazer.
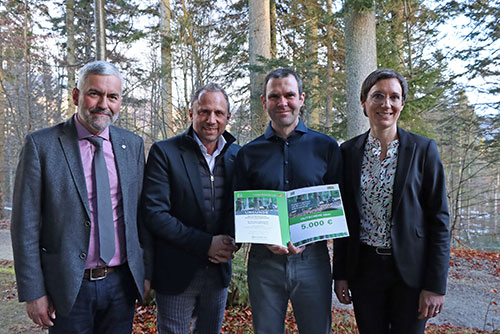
[333,69,450,333]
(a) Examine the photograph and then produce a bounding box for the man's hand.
[418,289,445,319]
[26,295,56,328]
[265,242,306,255]
[208,235,238,263]
[334,280,352,304]
[287,241,305,255]
[266,244,289,255]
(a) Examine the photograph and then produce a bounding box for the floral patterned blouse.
[359,133,399,248]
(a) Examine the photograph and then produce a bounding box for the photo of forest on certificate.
[234,184,349,247]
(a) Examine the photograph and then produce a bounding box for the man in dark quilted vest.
[142,83,239,334]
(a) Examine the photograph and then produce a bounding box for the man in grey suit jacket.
[11,60,149,333]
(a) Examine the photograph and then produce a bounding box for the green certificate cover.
[234,184,349,247]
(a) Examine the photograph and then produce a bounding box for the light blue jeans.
[248,242,332,334]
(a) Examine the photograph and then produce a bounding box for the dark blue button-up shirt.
[234,119,342,192]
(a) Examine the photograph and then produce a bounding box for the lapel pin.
[121,144,127,149]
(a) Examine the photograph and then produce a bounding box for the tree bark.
[325,0,334,132]
[304,0,319,129]
[270,0,277,59]
[66,0,76,116]
[345,3,375,139]
[160,0,173,139]
[23,0,32,133]
[94,0,106,60]
[249,0,271,135]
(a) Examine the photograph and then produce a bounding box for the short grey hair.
[190,83,230,113]
[77,60,123,92]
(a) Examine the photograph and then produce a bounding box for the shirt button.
[79,252,87,260]
[284,161,288,165]
[285,141,289,146]
[285,180,289,184]
[84,221,91,228]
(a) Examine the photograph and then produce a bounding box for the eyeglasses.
[369,93,403,106]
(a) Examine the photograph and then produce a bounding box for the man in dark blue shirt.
[234,68,342,334]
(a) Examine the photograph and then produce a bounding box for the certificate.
[234,184,349,247]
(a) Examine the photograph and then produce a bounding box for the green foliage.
[0,0,498,249]
[226,245,250,308]
[375,0,451,138]
[0,267,15,275]
[345,0,375,12]
[441,0,500,111]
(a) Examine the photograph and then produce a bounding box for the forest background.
[0,0,499,332]
[0,0,498,256]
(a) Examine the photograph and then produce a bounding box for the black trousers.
[349,244,427,334]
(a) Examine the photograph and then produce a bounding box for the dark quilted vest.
[197,154,226,234]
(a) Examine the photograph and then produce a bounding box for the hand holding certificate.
[234,184,349,247]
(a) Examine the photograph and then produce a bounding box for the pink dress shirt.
[74,115,126,268]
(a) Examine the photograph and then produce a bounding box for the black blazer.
[142,127,240,294]
[333,128,450,295]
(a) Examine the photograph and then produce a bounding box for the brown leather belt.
[83,265,121,281]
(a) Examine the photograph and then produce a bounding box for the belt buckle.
[375,247,392,256]
[89,267,107,281]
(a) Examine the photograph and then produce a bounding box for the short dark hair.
[360,68,408,103]
[263,68,303,98]
[190,82,230,113]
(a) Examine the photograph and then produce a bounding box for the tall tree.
[324,0,335,132]
[23,0,32,133]
[66,0,76,116]
[94,0,107,60]
[376,0,449,137]
[160,0,173,139]
[248,0,271,135]
[270,0,277,59]
[443,0,500,111]
[344,0,375,138]
[303,0,320,129]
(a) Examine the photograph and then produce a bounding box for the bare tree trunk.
[181,0,202,88]
[325,0,334,132]
[23,0,32,133]
[270,0,277,59]
[403,0,413,73]
[495,168,499,233]
[392,2,405,68]
[305,0,319,129]
[160,0,173,139]
[94,0,107,60]
[66,0,76,116]
[249,0,271,135]
[345,3,375,139]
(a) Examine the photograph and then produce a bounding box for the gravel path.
[1,228,498,331]
[332,252,500,331]
[0,229,13,261]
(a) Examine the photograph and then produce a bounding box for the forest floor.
[0,225,498,334]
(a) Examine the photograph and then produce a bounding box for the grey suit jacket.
[333,128,450,295]
[11,116,146,316]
